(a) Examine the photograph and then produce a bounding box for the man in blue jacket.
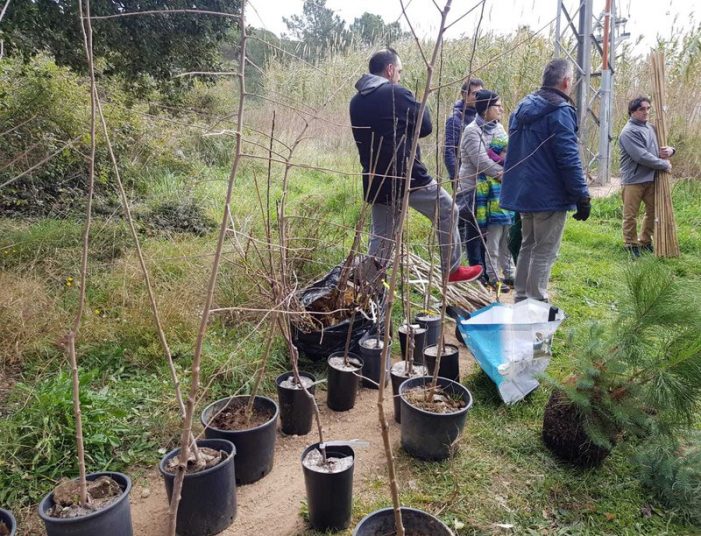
[500,58,591,302]
[350,49,482,283]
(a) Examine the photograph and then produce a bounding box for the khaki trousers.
[622,182,655,246]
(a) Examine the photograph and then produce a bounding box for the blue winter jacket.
[444,100,477,179]
[500,87,589,212]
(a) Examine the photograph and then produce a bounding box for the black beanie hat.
[475,89,500,117]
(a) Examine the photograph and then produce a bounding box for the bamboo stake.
[650,51,680,258]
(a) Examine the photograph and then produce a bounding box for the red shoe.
[448,265,483,283]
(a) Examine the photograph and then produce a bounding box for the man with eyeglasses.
[619,96,675,257]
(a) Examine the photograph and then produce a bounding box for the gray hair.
[542,58,573,88]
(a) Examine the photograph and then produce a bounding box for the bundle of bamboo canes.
[650,51,680,257]
[405,251,492,312]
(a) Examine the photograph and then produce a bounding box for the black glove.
[572,197,591,221]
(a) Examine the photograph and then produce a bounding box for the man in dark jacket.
[619,96,674,256]
[350,49,482,283]
[444,78,484,180]
[500,58,591,302]
[444,78,485,270]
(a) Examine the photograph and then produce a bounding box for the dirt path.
[588,176,621,199]
[128,330,474,536]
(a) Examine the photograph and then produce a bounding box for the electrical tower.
[555,0,629,185]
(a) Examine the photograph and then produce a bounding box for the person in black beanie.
[459,89,514,290]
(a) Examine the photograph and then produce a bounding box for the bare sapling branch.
[429,0,487,397]
[167,2,249,534]
[244,315,278,421]
[63,0,97,507]
[274,117,326,451]
[373,3,454,534]
[92,73,200,463]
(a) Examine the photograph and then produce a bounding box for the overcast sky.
[247,0,698,55]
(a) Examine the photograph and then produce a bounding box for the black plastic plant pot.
[390,361,428,424]
[38,472,133,536]
[159,439,236,536]
[276,371,316,436]
[397,324,427,366]
[201,395,278,485]
[424,343,460,382]
[327,352,363,412]
[415,313,442,348]
[0,508,16,536]
[301,442,355,532]
[353,507,453,535]
[359,336,392,389]
[399,376,473,461]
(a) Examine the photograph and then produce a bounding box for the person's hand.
[572,197,591,221]
[660,146,675,158]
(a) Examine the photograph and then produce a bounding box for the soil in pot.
[209,397,275,430]
[201,395,278,485]
[390,361,428,424]
[542,390,613,467]
[423,343,460,383]
[277,371,316,436]
[359,337,391,389]
[47,475,123,519]
[162,447,227,474]
[159,439,237,536]
[38,472,132,536]
[327,353,363,411]
[302,443,355,532]
[399,376,473,461]
[352,506,453,535]
[398,324,427,366]
[0,522,8,536]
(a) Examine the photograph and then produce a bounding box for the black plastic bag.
[292,256,386,361]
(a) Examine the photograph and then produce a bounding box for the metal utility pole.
[555,0,628,185]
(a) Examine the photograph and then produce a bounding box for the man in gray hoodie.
[619,96,675,256]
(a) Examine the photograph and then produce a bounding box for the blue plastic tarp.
[457,299,565,404]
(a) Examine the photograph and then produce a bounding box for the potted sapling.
[354,5,460,532]
[327,310,364,411]
[267,100,359,533]
[542,259,701,467]
[390,243,428,424]
[37,6,134,534]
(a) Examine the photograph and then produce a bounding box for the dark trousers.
[456,189,484,268]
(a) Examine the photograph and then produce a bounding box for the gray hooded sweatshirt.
[619,117,671,185]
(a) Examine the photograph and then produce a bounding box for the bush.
[143,198,217,237]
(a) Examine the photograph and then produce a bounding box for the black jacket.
[444,99,477,179]
[349,74,432,204]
